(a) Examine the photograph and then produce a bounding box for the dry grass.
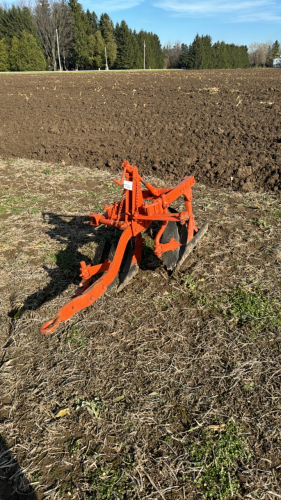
[0,157,281,499]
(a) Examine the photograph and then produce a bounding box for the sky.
[81,0,281,47]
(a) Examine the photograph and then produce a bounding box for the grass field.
[1,156,281,499]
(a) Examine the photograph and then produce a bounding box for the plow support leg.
[40,226,135,335]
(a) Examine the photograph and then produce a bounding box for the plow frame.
[40,161,207,335]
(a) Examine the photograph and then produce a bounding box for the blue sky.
[81,0,281,47]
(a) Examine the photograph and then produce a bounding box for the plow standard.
[40,161,208,334]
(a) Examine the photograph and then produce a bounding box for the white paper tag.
[124,180,133,191]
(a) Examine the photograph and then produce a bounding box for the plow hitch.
[40,161,208,335]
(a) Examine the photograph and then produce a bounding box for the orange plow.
[40,161,208,334]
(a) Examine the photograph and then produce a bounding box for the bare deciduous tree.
[34,0,73,70]
[162,41,181,69]
[53,1,73,69]
[248,42,271,66]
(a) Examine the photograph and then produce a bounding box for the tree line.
[163,36,281,69]
[1,3,278,73]
[163,35,249,69]
[0,0,164,71]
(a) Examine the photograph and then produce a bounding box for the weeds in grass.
[69,439,82,455]
[188,422,250,499]
[0,192,46,215]
[226,286,281,331]
[194,285,281,334]
[142,235,154,251]
[102,181,121,193]
[247,219,271,228]
[87,465,137,500]
[47,248,78,271]
[67,174,83,181]
[141,235,156,265]
[183,275,196,290]
[66,326,87,350]
[243,381,254,391]
[29,205,45,215]
[75,397,103,418]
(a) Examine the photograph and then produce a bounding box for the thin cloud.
[86,0,144,12]
[153,0,280,20]
[237,11,281,21]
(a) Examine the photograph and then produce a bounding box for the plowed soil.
[0,68,281,193]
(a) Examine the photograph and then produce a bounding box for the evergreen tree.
[9,30,46,71]
[1,6,38,40]
[0,7,4,39]
[178,43,190,68]
[272,40,280,58]
[9,36,21,70]
[130,29,142,68]
[188,34,213,69]
[137,30,148,68]
[149,33,164,68]
[201,35,213,68]
[227,43,248,68]
[132,30,142,68]
[99,13,117,67]
[115,20,135,69]
[217,41,229,68]
[68,0,90,69]
[0,38,9,71]
[171,35,249,70]
[88,30,105,69]
[0,1,165,71]
[239,45,249,68]
[212,41,220,68]
[20,30,47,70]
[87,33,95,66]
[86,10,97,35]
[137,31,163,69]
[188,34,203,69]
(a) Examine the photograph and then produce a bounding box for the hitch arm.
[40,226,134,335]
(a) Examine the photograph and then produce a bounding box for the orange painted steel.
[40,161,198,335]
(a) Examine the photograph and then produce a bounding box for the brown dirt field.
[0,69,280,193]
[0,70,281,500]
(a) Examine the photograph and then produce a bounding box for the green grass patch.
[247,219,271,229]
[47,248,78,272]
[66,326,87,350]
[226,286,281,331]
[86,465,137,500]
[183,275,197,290]
[0,192,46,214]
[142,234,154,255]
[194,285,281,334]
[187,422,250,499]
[68,438,82,455]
